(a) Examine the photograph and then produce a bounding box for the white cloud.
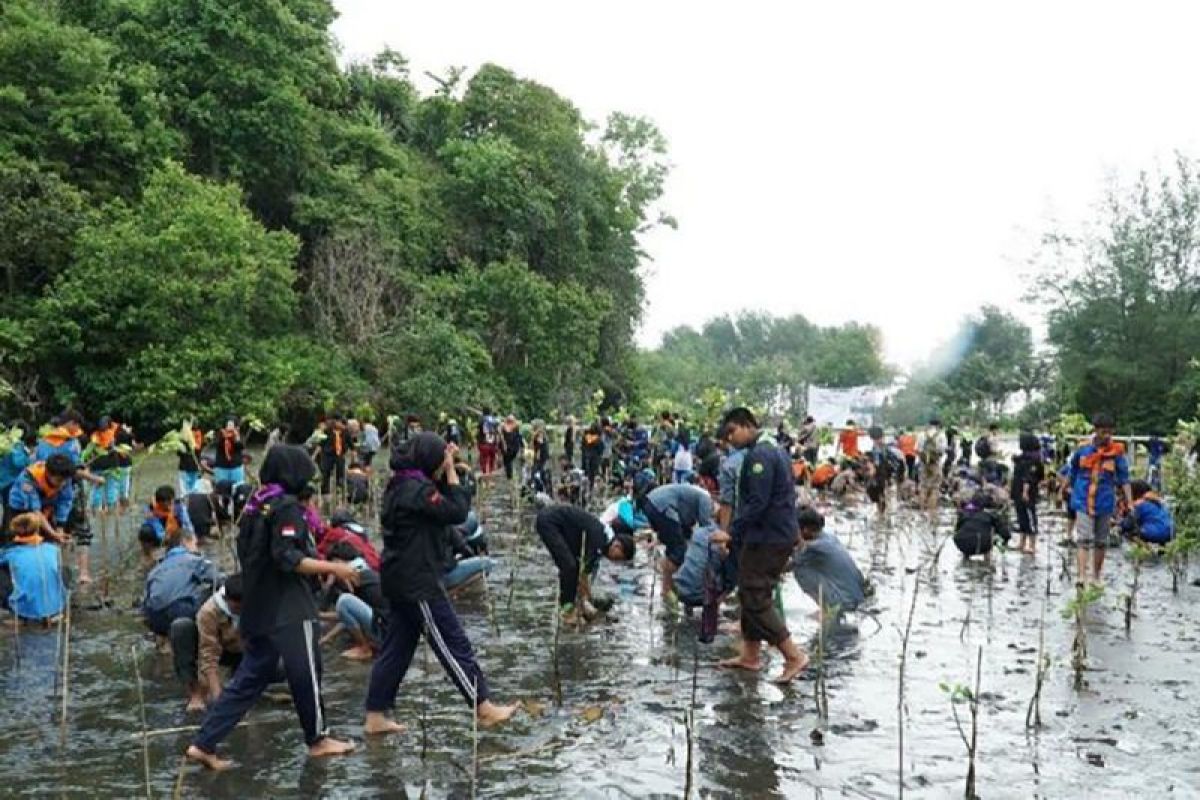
[332,0,1200,366]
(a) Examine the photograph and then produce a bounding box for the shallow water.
[2,461,1199,799]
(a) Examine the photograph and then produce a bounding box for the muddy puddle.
[2,459,1198,798]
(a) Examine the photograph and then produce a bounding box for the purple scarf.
[388,468,428,490]
[242,483,285,518]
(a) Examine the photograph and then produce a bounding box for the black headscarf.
[389,431,447,478]
[259,444,316,494]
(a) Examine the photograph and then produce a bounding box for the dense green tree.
[1035,157,1200,431]
[637,311,888,419]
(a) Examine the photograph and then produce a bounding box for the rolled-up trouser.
[336,593,380,644]
[170,617,200,683]
[737,543,794,646]
[192,619,327,752]
[366,597,490,711]
[444,557,495,590]
[643,501,688,566]
[1014,497,1038,535]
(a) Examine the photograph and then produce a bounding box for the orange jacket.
[838,429,860,458]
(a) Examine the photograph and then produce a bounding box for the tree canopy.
[0,0,671,427]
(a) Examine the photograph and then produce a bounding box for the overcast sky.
[332,1,1200,368]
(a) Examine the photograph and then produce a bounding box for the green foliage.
[1061,583,1104,620]
[0,4,670,426]
[1035,157,1200,432]
[884,306,1037,428]
[637,312,889,421]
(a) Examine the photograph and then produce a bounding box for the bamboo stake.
[897,575,919,799]
[131,644,153,799]
[171,754,187,800]
[59,588,73,746]
[471,676,480,800]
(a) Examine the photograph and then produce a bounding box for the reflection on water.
[2,485,1199,797]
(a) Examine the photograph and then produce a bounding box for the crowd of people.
[0,403,1178,772]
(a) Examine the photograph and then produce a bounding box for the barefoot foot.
[308,737,356,758]
[773,654,810,685]
[477,701,519,729]
[185,745,233,771]
[718,657,762,672]
[185,695,207,714]
[341,645,375,661]
[363,713,406,736]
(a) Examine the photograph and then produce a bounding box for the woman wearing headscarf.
[186,445,360,770]
[363,433,517,734]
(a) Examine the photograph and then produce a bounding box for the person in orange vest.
[4,454,75,546]
[319,415,352,497]
[835,420,861,463]
[810,460,839,491]
[177,421,207,496]
[896,429,919,482]
[212,418,245,486]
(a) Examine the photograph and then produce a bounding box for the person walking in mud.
[711,408,808,684]
[363,433,517,735]
[186,445,362,770]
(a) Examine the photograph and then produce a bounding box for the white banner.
[806,385,888,427]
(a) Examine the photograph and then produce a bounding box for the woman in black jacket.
[363,433,516,735]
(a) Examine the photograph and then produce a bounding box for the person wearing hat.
[535,503,636,624]
[711,407,807,684]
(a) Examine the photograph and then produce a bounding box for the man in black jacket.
[712,408,808,684]
[186,445,360,770]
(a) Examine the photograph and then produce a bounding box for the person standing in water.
[185,445,361,770]
[1067,414,1131,586]
[363,432,517,735]
[711,407,808,684]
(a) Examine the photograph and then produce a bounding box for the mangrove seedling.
[1062,583,1104,690]
[1123,540,1154,635]
[939,644,982,800]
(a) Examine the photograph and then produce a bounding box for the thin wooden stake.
[131,644,153,799]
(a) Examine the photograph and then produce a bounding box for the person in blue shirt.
[672,523,726,607]
[1121,480,1175,545]
[0,512,66,623]
[1068,413,1132,585]
[1145,435,1167,493]
[791,507,867,617]
[0,421,36,499]
[5,454,75,545]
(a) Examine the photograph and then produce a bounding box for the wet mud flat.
[2,468,1199,798]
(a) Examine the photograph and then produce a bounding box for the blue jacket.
[1125,495,1174,544]
[0,541,65,620]
[142,547,221,617]
[0,445,31,494]
[34,431,82,465]
[732,432,799,547]
[7,465,74,525]
[1068,440,1130,516]
[643,484,714,529]
[673,524,724,605]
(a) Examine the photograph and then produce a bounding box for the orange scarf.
[152,501,180,535]
[91,424,117,450]
[28,463,62,499]
[220,429,237,461]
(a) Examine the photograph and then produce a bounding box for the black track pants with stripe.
[365,596,490,711]
[193,619,327,751]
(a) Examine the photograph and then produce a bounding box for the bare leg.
[659,558,677,598]
[772,637,809,684]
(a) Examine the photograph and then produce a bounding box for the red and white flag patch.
[281,525,298,538]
